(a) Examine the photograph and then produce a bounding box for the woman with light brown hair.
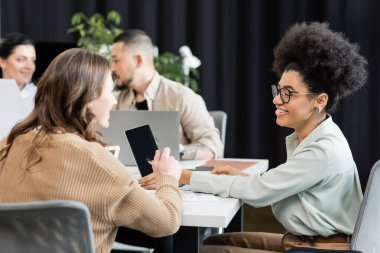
[0,48,182,253]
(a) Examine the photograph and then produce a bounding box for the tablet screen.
[124,124,158,177]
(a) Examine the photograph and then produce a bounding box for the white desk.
[125,158,268,228]
[125,158,269,253]
[179,158,268,228]
[181,194,241,227]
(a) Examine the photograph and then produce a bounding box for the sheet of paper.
[181,190,220,202]
[146,189,220,202]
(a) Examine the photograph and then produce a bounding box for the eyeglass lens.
[271,85,290,103]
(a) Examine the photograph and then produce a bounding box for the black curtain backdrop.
[2,0,379,189]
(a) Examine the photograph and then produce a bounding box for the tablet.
[124,124,159,177]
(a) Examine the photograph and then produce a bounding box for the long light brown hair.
[0,48,109,160]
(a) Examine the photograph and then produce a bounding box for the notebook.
[198,159,258,171]
[0,79,29,139]
[99,110,180,165]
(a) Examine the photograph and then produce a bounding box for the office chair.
[286,159,380,253]
[0,200,95,253]
[209,110,227,157]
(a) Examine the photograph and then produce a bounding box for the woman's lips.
[275,108,288,116]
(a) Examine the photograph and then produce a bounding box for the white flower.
[179,45,201,76]
[98,44,111,59]
[153,46,159,57]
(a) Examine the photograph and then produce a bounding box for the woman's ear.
[0,58,5,69]
[315,92,328,111]
[87,103,93,112]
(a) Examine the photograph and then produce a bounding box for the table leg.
[173,205,244,252]
[174,226,200,253]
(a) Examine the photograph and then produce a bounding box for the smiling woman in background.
[0,33,36,112]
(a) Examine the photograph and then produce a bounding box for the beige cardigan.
[0,131,182,253]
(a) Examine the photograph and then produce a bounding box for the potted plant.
[67,11,123,59]
[154,46,201,92]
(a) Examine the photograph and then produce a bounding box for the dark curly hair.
[272,22,368,112]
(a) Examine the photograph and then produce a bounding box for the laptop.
[0,79,29,139]
[99,110,180,165]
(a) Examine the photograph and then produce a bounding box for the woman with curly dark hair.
[160,22,367,252]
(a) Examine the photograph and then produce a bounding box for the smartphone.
[125,124,159,177]
[195,166,214,171]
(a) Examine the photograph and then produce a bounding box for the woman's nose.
[272,93,282,105]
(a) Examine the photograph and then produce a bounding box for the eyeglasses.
[271,84,317,103]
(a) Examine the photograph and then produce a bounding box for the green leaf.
[70,12,85,25]
[107,10,122,24]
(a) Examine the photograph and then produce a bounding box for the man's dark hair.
[113,29,153,48]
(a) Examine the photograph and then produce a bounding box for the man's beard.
[115,78,132,91]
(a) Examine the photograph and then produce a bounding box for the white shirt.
[190,116,363,236]
[20,82,37,113]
